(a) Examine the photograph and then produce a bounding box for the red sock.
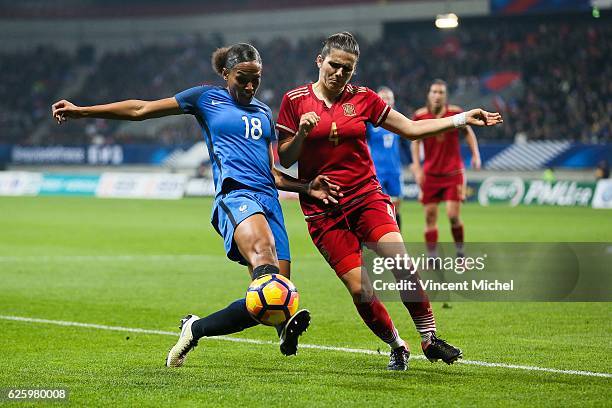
[404,301,436,338]
[354,297,399,345]
[424,229,438,256]
[390,258,437,338]
[395,273,437,336]
[451,224,464,253]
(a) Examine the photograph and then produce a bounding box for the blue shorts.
[212,189,290,266]
[377,172,403,199]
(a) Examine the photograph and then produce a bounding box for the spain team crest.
[342,103,356,117]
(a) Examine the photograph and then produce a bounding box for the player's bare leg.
[236,215,309,355]
[340,267,409,370]
[234,213,279,270]
[167,215,304,367]
[167,214,273,367]
[446,200,464,257]
[375,231,462,364]
[424,203,439,260]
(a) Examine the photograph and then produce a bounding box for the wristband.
[452,112,467,128]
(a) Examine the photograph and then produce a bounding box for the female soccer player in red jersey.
[276,32,502,370]
[411,79,481,259]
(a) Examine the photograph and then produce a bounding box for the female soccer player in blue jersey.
[52,43,341,367]
[366,86,404,230]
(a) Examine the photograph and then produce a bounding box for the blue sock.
[191,298,258,340]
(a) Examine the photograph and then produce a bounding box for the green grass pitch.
[0,196,610,407]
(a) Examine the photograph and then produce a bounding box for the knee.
[425,212,437,226]
[374,232,404,257]
[250,237,277,263]
[347,282,374,303]
[253,237,275,255]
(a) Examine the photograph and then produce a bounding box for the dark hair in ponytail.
[320,32,360,59]
[211,43,262,76]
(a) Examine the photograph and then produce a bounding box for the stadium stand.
[0,14,609,146]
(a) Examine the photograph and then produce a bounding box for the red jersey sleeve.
[363,88,391,127]
[276,93,299,138]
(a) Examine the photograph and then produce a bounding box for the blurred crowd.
[1,16,609,146]
[0,47,74,144]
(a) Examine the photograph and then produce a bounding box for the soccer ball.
[245,274,299,326]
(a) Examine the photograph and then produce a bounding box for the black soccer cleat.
[279,309,310,356]
[387,345,410,371]
[421,333,462,364]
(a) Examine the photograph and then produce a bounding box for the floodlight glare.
[435,13,459,29]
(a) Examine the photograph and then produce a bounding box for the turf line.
[1,315,611,379]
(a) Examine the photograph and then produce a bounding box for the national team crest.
[342,103,356,117]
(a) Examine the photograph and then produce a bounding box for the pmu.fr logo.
[342,103,356,117]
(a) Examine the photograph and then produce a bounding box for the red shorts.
[306,190,399,277]
[420,173,465,204]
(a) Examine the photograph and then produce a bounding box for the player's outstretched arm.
[273,169,342,205]
[381,109,503,141]
[51,97,183,124]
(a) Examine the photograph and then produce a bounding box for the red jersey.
[276,83,391,216]
[413,105,464,176]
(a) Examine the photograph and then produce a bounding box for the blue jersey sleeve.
[174,86,213,115]
[265,106,277,141]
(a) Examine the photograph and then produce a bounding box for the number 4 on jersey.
[328,121,339,146]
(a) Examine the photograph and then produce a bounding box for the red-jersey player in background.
[276,32,501,371]
[411,79,481,259]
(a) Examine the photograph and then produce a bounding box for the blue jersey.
[175,85,277,197]
[366,123,402,175]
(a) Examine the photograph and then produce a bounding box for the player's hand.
[465,109,503,127]
[307,175,343,205]
[51,99,82,124]
[297,112,320,137]
[471,156,482,170]
[411,165,425,186]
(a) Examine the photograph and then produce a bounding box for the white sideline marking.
[1,315,611,379]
